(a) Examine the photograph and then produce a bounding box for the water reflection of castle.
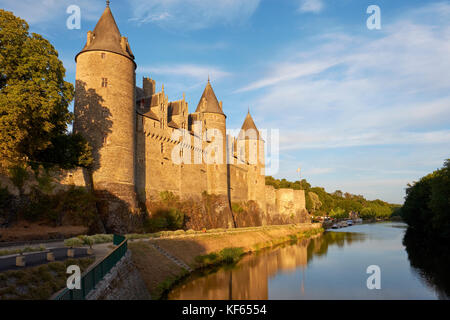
[169,232,366,300]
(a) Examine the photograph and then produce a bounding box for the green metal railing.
[54,234,128,300]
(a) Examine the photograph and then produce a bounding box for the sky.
[1,0,449,204]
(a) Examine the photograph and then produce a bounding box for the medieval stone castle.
[72,4,307,227]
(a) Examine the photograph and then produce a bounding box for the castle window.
[101,78,108,88]
[101,53,106,59]
[161,143,164,154]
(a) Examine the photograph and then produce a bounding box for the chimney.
[143,77,155,96]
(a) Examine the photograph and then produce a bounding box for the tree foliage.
[402,159,450,239]
[0,10,91,168]
[266,175,398,218]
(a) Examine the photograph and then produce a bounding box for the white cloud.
[127,0,261,30]
[238,3,450,151]
[138,64,231,81]
[298,0,324,14]
[235,60,337,93]
[306,167,334,175]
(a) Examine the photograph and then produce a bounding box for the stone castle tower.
[73,4,138,211]
[194,79,228,196]
[72,3,308,229]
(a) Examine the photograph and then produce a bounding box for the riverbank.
[128,223,323,299]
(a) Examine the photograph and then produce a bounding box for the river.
[168,222,449,300]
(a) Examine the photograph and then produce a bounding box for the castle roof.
[169,101,183,116]
[238,111,261,140]
[141,109,159,121]
[168,120,180,129]
[195,80,225,116]
[76,5,135,64]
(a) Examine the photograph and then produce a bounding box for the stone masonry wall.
[86,250,151,300]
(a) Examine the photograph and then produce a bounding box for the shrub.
[144,207,185,233]
[219,247,244,264]
[64,238,83,247]
[8,164,28,195]
[231,203,244,214]
[159,191,179,203]
[22,186,98,226]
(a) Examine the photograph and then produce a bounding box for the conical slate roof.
[76,5,135,62]
[238,111,261,140]
[195,80,225,116]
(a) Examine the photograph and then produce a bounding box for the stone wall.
[293,190,306,213]
[0,167,89,197]
[265,185,276,217]
[228,164,248,203]
[86,251,151,300]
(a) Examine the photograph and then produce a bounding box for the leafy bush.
[194,247,244,267]
[64,238,84,247]
[144,207,185,233]
[8,164,28,195]
[64,234,113,247]
[402,159,450,239]
[159,191,179,203]
[21,186,98,226]
[330,207,347,219]
[231,203,244,214]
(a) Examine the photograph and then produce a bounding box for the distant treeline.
[401,159,450,239]
[265,176,400,219]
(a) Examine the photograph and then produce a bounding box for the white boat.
[339,221,348,228]
[331,223,339,229]
[346,220,353,226]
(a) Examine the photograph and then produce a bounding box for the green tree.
[402,160,450,238]
[0,10,90,168]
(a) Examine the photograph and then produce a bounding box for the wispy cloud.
[239,3,450,152]
[235,60,337,93]
[138,64,231,81]
[127,0,261,30]
[298,0,324,14]
[307,167,334,175]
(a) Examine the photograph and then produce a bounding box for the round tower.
[73,3,137,211]
[195,79,228,195]
[238,110,266,208]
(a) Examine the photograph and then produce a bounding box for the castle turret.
[238,110,266,209]
[73,3,138,221]
[195,79,228,195]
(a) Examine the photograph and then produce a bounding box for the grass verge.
[0,245,46,257]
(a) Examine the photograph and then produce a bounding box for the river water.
[168,222,449,300]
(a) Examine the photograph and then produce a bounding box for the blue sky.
[1,0,449,204]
